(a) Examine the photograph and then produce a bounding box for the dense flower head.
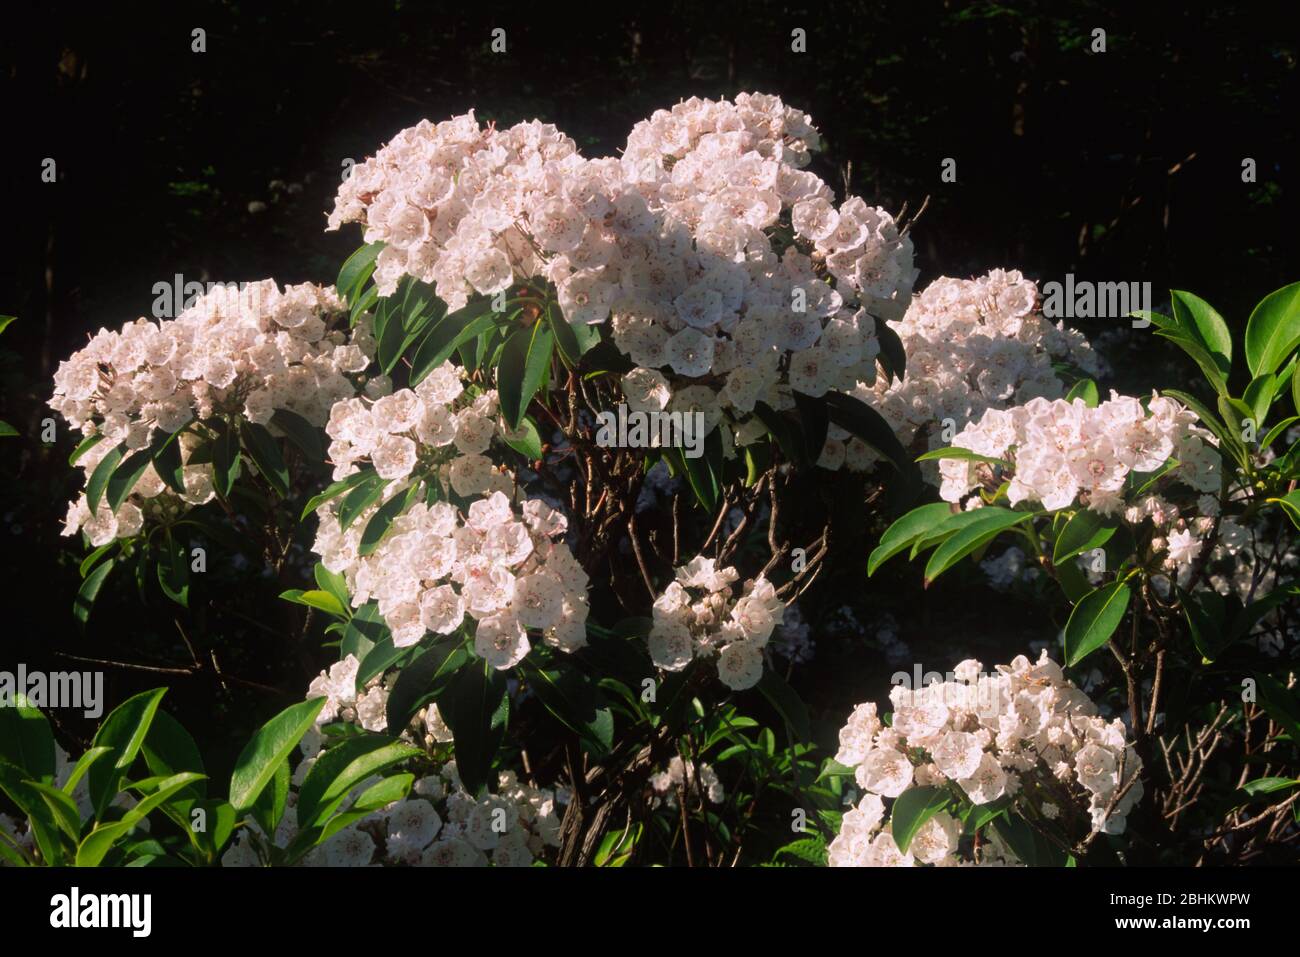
[52,280,374,544]
[937,391,1220,512]
[866,270,1102,468]
[827,650,1143,867]
[648,755,725,808]
[646,555,783,690]
[313,368,590,663]
[328,95,919,463]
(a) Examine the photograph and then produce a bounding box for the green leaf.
[824,390,913,475]
[337,472,388,531]
[755,668,811,742]
[1245,281,1300,378]
[992,814,1040,866]
[1065,378,1100,408]
[355,632,415,690]
[314,563,351,612]
[1243,374,1278,430]
[87,688,169,818]
[873,315,906,383]
[1064,582,1132,667]
[141,711,206,797]
[341,601,388,663]
[548,304,601,364]
[60,747,113,797]
[271,408,328,465]
[337,242,384,306]
[1254,673,1300,745]
[498,322,554,429]
[890,785,951,854]
[410,308,497,385]
[156,536,190,608]
[296,735,421,829]
[358,482,418,556]
[0,421,15,437]
[868,502,957,575]
[1179,586,1228,662]
[752,401,804,466]
[525,664,614,757]
[1260,416,1300,451]
[792,390,829,463]
[239,420,290,497]
[0,695,56,784]
[279,588,348,618]
[0,758,65,864]
[1170,289,1232,381]
[105,447,155,514]
[68,432,105,467]
[773,836,827,866]
[502,416,543,461]
[1154,327,1230,395]
[301,469,373,520]
[1052,510,1118,565]
[212,418,242,497]
[1163,389,1246,468]
[1240,777,1299,797]
[915,446,1013,468]
[384,639,469,736]
[73,557,115,625]
[1270,488,1300,530]
[923,507,1035,586]
[24,781,82,840]
[442,661,508,797]
[228,698,326,813]
[84,444,124,514]
[666,437,720,512]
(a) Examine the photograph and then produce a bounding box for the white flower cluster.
[938,392,1220,512]
[328,95,918,460]
[868,270,1102,463]
[647,556,783,691]
[305,653,389,733]
[648,755,724,809]
[827,651,1143,867]
[322,362,502,485]
[313,372,590,663]
[52,280,375,544]
[61,431,216,546]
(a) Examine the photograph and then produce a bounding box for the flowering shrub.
[827,651,1143,867]
[7,94,1299,870]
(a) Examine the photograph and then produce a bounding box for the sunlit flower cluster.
[938,392,1220,511]
[647,555,783,690]
[827,651,1143,867]
[328,96,918,464]
[867,270,1102,466]
[52,280,375,544]
[313,374,590,663]
[648,755,725,809]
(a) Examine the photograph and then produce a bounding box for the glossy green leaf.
[1245,281,1300,378]
[1064,582,1132,667]
[228,698,325,813]
[890,785,951,854]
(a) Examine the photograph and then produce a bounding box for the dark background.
[0,1,1295,760]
